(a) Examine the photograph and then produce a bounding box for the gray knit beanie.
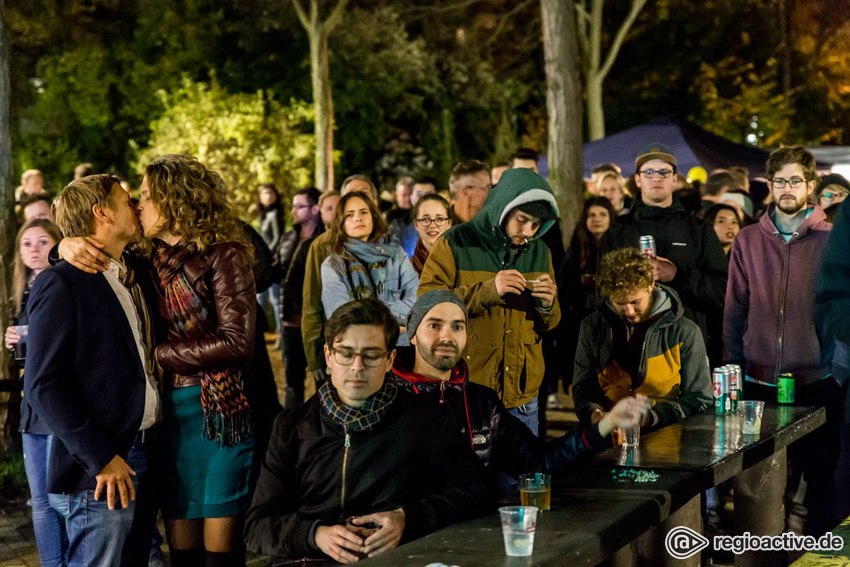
[407,290,469,339]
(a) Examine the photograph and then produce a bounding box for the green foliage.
[134,78,315,221]
[690,58,792,146]
[0,450,27,498]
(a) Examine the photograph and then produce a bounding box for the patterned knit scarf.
[329,238,400,302]
[318,378,398,432]
[153,241,252,447]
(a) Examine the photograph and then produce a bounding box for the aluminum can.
[778,373,795,404]
[727,364,741,411]
[639,235,656,258]
[713,367,730,414]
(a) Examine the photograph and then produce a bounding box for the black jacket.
[26,258,157,493]
[279,223,324,324]
[245,388,491,562]
[391,362,606,479]
[600,197,728,331]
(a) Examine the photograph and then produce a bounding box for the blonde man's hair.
[597,248,654,297]
[54,174,118,238]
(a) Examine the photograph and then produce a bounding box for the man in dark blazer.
[26,174,161,566]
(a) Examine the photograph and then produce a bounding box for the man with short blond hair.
[27,174,161,566]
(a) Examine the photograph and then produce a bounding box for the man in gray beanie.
[393,290,650,496]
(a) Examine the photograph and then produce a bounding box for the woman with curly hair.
[60,156,257,566]
[321,191,419,344]
[138,155,256,566]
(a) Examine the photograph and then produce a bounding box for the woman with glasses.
[410,193,453,274]
[815,173,850,211]
[321,191,419,344]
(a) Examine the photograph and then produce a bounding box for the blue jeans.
[508,397,540,437]
[22,433,67,567]
[257,284,281,330]
[50,444,148,567]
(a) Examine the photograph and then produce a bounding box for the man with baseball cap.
[600,143,728,344]
[393,290,650,495]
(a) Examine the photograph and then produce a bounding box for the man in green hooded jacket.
[418,168,561,436]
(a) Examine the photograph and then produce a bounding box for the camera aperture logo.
[665,526,709,559]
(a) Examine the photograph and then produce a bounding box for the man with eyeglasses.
[601,143,728,345]
[277,187,324,409]
[419,168,561,437]
[726,145,836,536]
[448,159,492,224]
[246,299,490,564]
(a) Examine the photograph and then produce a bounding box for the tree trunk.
[310,29,334,191]
[0,0,15,381]
[293,0,348,192]
[541,0,584,244]
[586,76,605,141]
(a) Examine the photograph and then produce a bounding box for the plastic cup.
[14,325,27,361]
[519,473,551,511]
[738,400,765,435]
[618,424,640,448]
[498,506,538,557]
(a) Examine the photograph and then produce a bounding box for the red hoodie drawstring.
[462,385,474,450]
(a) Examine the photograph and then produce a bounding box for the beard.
[417,340,461,371]
[776,194,807,215]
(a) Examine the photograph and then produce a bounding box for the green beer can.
[777,373,795,404]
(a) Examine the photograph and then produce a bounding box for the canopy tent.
[538,116,789,179]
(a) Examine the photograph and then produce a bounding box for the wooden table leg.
[733,448,788,567]
[634,494,702,567]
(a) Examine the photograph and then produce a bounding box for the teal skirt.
[161,385,254,519]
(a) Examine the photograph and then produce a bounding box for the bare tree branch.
[597,0,646,80]
[574,1,591,71]
[589,0,602,73]
[403,0,484,16]
[486,0,536,46]
[325,0,351,35]
[291,0,309,30]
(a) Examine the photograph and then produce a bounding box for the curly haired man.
[572,247,712,431]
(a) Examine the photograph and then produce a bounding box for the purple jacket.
[724,204,832,386]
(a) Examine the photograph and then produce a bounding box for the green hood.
[471,168,560,244]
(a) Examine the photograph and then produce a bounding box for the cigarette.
[525,278,540,284]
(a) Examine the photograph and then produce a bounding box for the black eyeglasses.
[329,347,389,367]
[771,177,808,189]
[639,169,674,179]
[416,216,449,228]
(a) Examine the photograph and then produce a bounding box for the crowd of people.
[6,141,850,566]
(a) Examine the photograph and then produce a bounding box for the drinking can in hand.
[639,235,656,258]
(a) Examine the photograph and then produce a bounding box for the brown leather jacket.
[154,242,257,376]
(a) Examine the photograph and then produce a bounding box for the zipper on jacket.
[341,428,351,512]
[439,381,446,404]
[774,235,794,378]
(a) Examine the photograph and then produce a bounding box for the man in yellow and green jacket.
[418,168,561,436]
